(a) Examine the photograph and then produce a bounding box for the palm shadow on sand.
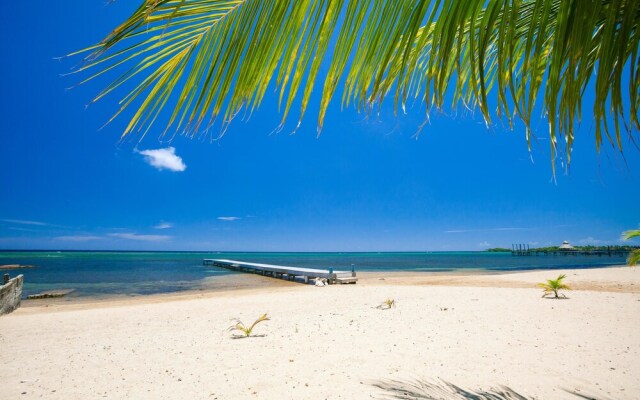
[230,334,267,340]
[371,379,609,400]
[371,379,528,399]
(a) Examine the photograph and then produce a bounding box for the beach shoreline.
[16,264,637,312]
[2,266,638,400]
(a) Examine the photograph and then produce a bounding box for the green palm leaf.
[73,0,639,170]
[628,249,640,266]
[622,229,640,240]
[227,313,270,337]
[537,273,570,298]
[622,229,640,266]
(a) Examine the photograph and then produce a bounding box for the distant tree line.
[487,245,640,253]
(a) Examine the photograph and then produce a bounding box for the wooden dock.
[203,259,357,284]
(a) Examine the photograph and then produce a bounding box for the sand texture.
[1,267,639,399]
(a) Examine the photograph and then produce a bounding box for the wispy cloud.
[578,237,606,245]
[54,235,102,242]
[218,216,241,221]
[9,227,40,232]
[136,147,186,172]
[108,233,171,242]
[154,222,174,230]
[479,241,492,247]
[1,218,50,226]
[445,227,533,233]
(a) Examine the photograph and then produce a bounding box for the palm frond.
[227,313,270,337]
[621,229,640,266]
[372,378,529,399]
[536,282,552,290]
[627,249,640,266]
[537,274,570,298]
[376,298,396,309]
[73,0,640,170]
[247,313,270,332]
[622,229,640,240]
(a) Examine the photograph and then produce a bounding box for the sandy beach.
[1,266,639,399]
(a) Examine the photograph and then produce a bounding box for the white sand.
[1,267,639,399]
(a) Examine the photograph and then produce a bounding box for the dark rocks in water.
[27,289,75,300]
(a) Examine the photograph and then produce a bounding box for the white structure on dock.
[203,259,357,284]
[559,240,575,250]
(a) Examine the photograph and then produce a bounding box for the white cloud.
[54,235,102,242]
[9,227,39,232]
[578,237,605,245]
[218,216,241,221]
[1,218,50,226]
[154,222,174,229]
[136,147,186,172]
[445,227,532,233]
[109,233,171,242]
[479,241,492,248]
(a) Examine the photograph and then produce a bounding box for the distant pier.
[511,244,629,257]
[203,259,358,284]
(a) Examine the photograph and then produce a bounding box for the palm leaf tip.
[621,229,640,266]
[250,313,270,327]
[627,249,640,266]
[622,229,640,241]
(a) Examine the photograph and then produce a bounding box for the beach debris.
[26,289,75,300]
[537,274,571,299]
[376,298,396,310]
[314,278,327,287]
[227,313,270,337]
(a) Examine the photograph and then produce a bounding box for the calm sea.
[0,251,627,299]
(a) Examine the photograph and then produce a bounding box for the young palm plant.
[622,229,640,266]
[376,298,396,310]
[228,313,270,337]
[537,274,571,299]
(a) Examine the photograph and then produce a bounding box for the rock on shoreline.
[0,264,35,270]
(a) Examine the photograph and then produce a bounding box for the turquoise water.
[0,251,627,298]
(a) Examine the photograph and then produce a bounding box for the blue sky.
[1,2,639,251]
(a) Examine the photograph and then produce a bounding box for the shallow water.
[0,251,627,298]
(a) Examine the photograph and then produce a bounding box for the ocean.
[0,251,628,299]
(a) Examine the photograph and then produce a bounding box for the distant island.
[487,245,638,253]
